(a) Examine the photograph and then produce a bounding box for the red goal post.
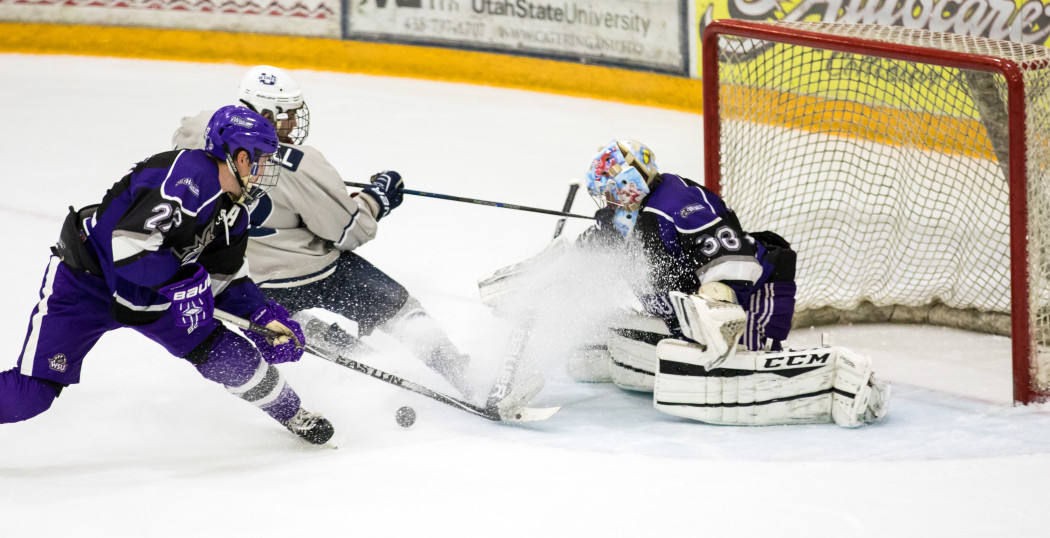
[701,19,1050,404]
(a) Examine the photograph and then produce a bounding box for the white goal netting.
[706,21,1050,398]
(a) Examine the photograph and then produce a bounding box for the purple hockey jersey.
[81,149,266,324]
[630,173,793,333]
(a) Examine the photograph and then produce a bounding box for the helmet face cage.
[282,102,310,145]
[585,140,658,212]
[236,149,281,204]
[205,105,281,203]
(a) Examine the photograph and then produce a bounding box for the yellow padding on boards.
[721,85,1001,161]
[0,22,703,113]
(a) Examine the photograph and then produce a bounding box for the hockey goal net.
[702,20,1050,404]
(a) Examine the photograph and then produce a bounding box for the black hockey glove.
[362,171,405,220]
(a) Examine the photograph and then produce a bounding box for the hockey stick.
[484,320,533,409]
[481,187,577,408]
[213,308,303,349]
[214,309,559,423]
[308,343,558,422]
[551,182,580,240]
[344,181,593,220]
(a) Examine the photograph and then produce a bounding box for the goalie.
[483,140,889,427]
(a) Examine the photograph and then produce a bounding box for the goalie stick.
[484,321,532,410]
[214,309,559,423]
[483,182,575,411]
[551,182,580,240]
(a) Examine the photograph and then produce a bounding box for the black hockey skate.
[283,408,335,445]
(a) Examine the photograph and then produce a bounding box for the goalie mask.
[237,65,310,145]
[205,105,281,204]
[585,140,659,237]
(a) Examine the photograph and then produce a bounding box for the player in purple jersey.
[585,140,797,355]
[0,106,335,444]
[561,140,797,388]
[552,140,887,427]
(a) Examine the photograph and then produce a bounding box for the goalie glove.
[668,282,746,370]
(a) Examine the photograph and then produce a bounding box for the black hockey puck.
[395,406,416,427]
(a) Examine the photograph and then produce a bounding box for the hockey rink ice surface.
[3,54,1050,537]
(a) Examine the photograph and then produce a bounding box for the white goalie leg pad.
[831,348,891,428]
[566,343,613,383]
[668,290,747,370]
[654,340,840,425]
[605,310,672,392]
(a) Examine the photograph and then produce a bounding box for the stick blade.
[499,405,561,422]
[492,373,559,422]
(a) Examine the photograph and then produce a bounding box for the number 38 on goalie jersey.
[630,173,797,351]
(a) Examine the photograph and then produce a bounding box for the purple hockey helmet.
[204,105,281,203]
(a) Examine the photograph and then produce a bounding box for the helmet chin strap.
[225,154,249,203]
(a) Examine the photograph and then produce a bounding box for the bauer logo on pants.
[49,353,68,372]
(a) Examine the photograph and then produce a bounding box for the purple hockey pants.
[1,257,300,424]
[741,281,797,352]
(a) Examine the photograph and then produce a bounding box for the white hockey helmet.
[237,65,310,144]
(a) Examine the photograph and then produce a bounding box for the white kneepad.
[605,311,673,392]
[831,348,891,428]
[566,343,613,383]
[668,286,747,369]
[565,310,671,390]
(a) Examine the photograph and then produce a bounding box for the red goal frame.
[701,19,1044,404]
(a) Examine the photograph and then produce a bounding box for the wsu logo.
[49,354,68,373]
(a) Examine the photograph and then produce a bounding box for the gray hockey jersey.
[173,110,380,287]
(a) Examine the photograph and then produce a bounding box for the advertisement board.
[690,0,1050,76]
[349,0,687,74]
[0,0,340,38]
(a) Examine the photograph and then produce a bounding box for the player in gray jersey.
[173,66,475,399]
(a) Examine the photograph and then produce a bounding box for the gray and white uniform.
[173,110,381,287]
[173,109,475,398]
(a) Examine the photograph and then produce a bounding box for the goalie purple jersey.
[631,173,797,351]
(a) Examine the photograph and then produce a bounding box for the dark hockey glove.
[362,171,404,220]
[159,263,214,331]
[244,301,305,364]
[576,205,623,249]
